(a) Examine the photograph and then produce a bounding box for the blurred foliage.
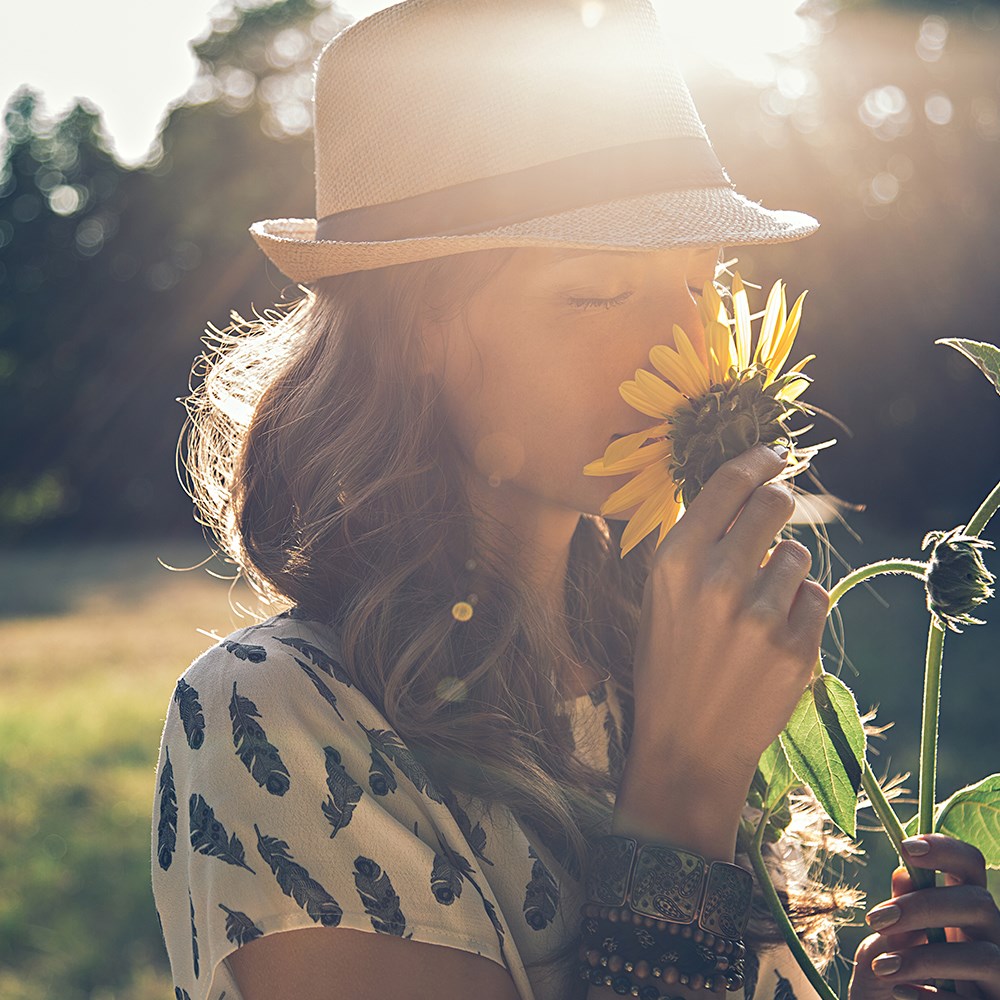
[0,0,998,549]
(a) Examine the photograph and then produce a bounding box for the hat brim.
[250,186,819,283]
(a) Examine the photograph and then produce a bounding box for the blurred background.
[0,0,998,996]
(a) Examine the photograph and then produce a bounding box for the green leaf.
[779,674,867,838]
[902,774,1000,868]
[759,737,796,811]
[936,339,1000,397]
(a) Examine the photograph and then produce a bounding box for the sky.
[0,0,816,167]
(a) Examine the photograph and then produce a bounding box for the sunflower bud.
[921,525,996,633]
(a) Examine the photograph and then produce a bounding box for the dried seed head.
[921,525,996,633]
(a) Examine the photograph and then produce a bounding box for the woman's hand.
[627,443,829,788]
[849,834,1000,1000]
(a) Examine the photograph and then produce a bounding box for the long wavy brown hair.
[182,247,867,985]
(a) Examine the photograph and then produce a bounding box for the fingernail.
[901,836,930,856]
[767,443,789,460]
[872,953,902,976]
[865,903,900,930]
[892,986,921,1000]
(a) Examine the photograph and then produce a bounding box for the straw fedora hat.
[250,0,819,282]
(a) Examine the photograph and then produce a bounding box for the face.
[421,245,721,524]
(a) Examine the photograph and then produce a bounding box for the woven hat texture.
[250,0,819,281]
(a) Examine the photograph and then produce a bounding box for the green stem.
[965,478,1000,538]
[741,814,841,1000]
[827,559,928,611]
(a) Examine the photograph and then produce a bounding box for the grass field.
[0,526,996,999]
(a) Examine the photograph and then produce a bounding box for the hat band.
[316,135,731,243]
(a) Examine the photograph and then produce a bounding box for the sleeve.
[150,625,508,1000]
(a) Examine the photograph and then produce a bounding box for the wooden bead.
[667,922,679,935]
[662,966,679,985]
[644,916,656,928]
[632,910,646,925]
[713,939,727,955]
[689,973,705,990]
[681,925,692,939]
[693,929,705,944]
[586,948,601,968]
[656,920,668,932]
[634,960,651,980]
[704,933,715,947]
[608,954,624,973]
[608,908,620,923]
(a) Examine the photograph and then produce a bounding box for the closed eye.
[567,290,633,310]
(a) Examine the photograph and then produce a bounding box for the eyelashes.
[567,290,633,311]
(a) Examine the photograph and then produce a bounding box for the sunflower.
[584,272,829,558]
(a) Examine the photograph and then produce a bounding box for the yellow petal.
[671,324,710,394]
[654,495,684,548]
[602,426,663,466]
[619,381,670,419]
[633,369,686,413]
[704,319,735,384]
[699,279,728,329]
[767,289,807,379]
[620,479,678,557]
[584,439,672,476]
[731,272,752,370]
[648,344,700,395]
[753,279,785,368]
[779,374,811,402]
[600,461,671,516]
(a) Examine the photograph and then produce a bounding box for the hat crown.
[313,0,710,219]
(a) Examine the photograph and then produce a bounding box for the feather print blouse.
[151,609,819,1000]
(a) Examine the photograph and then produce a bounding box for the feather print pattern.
[277,635,353,687]
[254,824,343,926]
[156,746,177,871]
[173,679,206,749]
[218,903,264,946]
[221,639,267,663]
[189,793,256,872]
[522,844,559,931]
[357,722,445,803]
[295,657,345,720]
[365,742,397,796]
[229,682,291,796]
[189,889,200,979]
[430,834,474,905]
[321,746,363,837]
[174,989,192,1000]
[441,788,492,867]
[353,855,408,936]
[773,968,798,1000]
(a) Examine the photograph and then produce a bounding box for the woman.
[151,2,1000,1000]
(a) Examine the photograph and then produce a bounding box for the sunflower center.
[664,365,795,507]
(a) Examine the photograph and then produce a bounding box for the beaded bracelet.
[580,911,740,980]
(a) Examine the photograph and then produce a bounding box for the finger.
[673,444,789,550]
[867,884,1000,942]
[867,939,1000,987]
[786,578,830,651]
[716,479,797,576]
[901,836,989,889]
[750,539,813,614]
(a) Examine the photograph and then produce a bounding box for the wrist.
[612,751,755,862]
